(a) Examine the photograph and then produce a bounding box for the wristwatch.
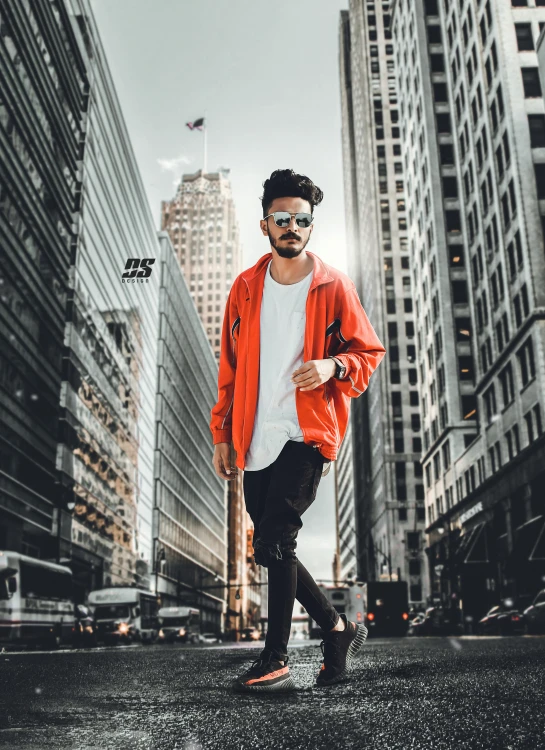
[329,356,347,380]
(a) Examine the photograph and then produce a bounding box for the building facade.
[153,233,227,632]
[339,3,428,607]
[56,0,161,597]
[392,0,545,623]
[0,0,88,564]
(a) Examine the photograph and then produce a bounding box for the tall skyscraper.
[161,169,242,363]
[58,0,162,593]
[391,0,545,621]
[339,3,428,608]
[0,0,87,564]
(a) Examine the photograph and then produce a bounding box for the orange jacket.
[210,251,386,470]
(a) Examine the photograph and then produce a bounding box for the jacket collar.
[240,250,334,292]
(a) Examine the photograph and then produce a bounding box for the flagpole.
[203,121,207,176]
[202,110,208,176]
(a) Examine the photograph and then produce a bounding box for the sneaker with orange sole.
[233,649,296,693]
[315,613,368,686]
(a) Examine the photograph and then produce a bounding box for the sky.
[90,0,350,582]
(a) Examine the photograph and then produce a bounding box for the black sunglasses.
[263,211,314,228]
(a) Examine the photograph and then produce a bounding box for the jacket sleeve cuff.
[331,376,366,398]
[212,430,232,445]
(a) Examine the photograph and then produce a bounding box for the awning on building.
[511,516,544,565]
[529,517,545,562]
[455,523,489,564]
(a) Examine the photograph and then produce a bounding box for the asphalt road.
[0,636,543,750]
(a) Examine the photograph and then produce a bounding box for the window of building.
[462,395,477,420]
[534,164,545,199]
[446,210,461,233]
[443,176,458,199]
[515,23,534,51]
[528,114,545,147]
[522,68,542,98]
[452,279,468,304]
[433,83,448,102]
[484,384,497,424]
[517,337,536,386]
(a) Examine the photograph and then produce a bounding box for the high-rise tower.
[161,169,242,363]
[391,0,545,620]
[339,3,428,607]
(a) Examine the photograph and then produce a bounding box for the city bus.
[308,583,365,638]
[0,551,74,648]
[87,587,158,645]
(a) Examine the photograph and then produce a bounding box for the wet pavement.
[0,636,544,750]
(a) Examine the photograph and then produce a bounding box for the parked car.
[523,589,545,634]
[413,607,461,636]
[477,599,525,635]
[240,627,260,641]
[407,613,426,637]
[198,632,223,644]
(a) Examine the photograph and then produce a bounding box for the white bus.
[0,551,74,649]
[308,583,365,638]
[88,587,158,644]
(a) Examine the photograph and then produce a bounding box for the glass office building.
[339,3,428,605]
[392,0,545,619]
[0,1,88,560]
[55,0,160,597]
[154,233,227,632]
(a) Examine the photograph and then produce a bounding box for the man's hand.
[291,359,336,391]
[213,442,239,481]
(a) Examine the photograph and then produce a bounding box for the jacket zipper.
[221,317,240,432]
[221,393,234,429]
[325,385,339,442]
[231,316,240,367]
[242,279,252,463]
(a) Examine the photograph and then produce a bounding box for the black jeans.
[242,439,340,662]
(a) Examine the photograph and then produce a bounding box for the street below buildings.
[0,636,543,750]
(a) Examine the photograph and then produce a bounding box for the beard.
[267,227,311,258]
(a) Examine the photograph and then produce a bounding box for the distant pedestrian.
[210,169,386,692]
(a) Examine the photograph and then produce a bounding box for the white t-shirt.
[244,258,314,471]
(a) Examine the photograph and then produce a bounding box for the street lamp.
[349,524,394,581]
[56,499,77,565]
[155,547,166,604]
[196,569,220,631]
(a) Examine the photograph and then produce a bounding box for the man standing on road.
[210,169,386,692]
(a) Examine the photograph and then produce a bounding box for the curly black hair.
[260,169,324,217]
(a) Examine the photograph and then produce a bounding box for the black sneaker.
[233,649,296,693]
[315,614,368,686]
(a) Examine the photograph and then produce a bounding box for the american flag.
[186,117,205,131]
